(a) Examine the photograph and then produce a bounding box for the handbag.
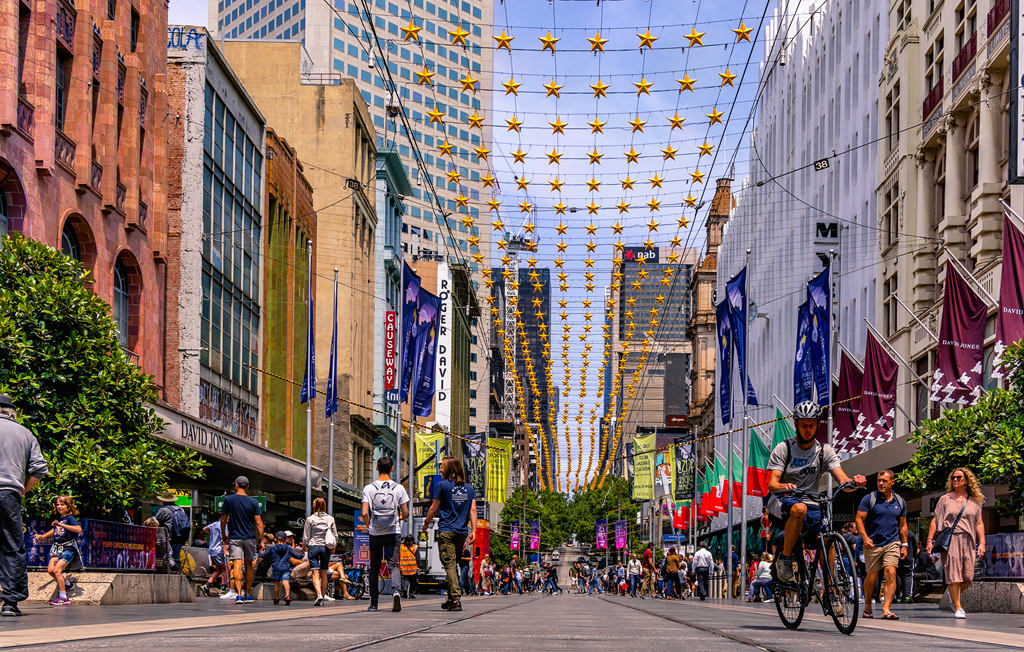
[932,500,967,554]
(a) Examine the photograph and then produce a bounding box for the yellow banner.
[632,434,656,500]
[415,432,446,498]
[486,438,512,503]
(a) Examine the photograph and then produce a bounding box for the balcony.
[988,0,1010,35]
[120,345,140,366]
[117,62,126,105]
[139,85,147,126]
[92,27,102,79]
[922,77,944,120]
[138,201,148,227]
[16,96,34,138]
[54,130,76,171]
[55,0,76,52]
[90,160,102,191]
[115,179,126,214]
[952,32,977,82]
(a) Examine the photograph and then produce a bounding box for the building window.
[107,0,116,20]
[883,273,899,337]
[965,114,979,190]
[17,5,30,95]
[934,152,946,227]
[881,183,898,248]
[925,35,944,92]
[130,8,139,51]
[885,82,900,151]
[113,258,130,347]
[954,0,977,51]
[55,51,72,132]
[0,192,8,239]
[61,221,81,261]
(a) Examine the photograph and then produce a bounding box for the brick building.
[1,0,170,384]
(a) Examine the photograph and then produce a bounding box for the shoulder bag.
[932,499,967,554]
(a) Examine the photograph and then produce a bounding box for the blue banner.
[300,248,315,404]
[716,299,733,424]
[25,518,157,570]
[400,263,422,403]
[726,268,758,406]
[412,288,440,417]
[325,273,339,418]
[794,300,814,404]
[807,266,831,405]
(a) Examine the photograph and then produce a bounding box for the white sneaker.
[954,608,966,619]
[219,590,237,600]
[323,595,336,602]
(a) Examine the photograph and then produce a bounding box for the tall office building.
[210,0,495,436]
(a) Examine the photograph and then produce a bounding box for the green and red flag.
[672,500,692,529]
[772,407,795,448]
[730,450,744,508]
[713,454,728,513]
[699,463,716,517]
[747,428,772,497]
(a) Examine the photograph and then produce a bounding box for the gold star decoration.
[611,221,624,234]
[492,217,505,231]
[587,31,608,52]
[586,176,601,192]
[512,147,528,164]
[649,173,664,189]
[401,19,422,42]
[493,29,514,50]
[585,222,598,235]
[634,76,653,95]
[549,116,568,134]
[473,145,490,161]
[668,112,685,130]
[732,21,753,42]
[677,215,691,228]
[684,193,698,207]
[546,148,562,165]
[503,77,522,96]
[445,169,461,184]
[690,168,705,183]
[426,107,445,125]
[677,74,696,92]
[662,144,677,160]
[460,73,479,93]
[585,200,600,215]
[466,111,484,129]
[505,114,523,132]
[620,175,635,190]
[481,173,496,188]
[553,200,568,215]
[628,115,647,134]
[646,217,659,231]
[616,200,631,214]
[455,194,469,208]
[415,66,435,86]
[588,117,606,134]
[555,222,568,235]
[588,148,603,165]
[543,78,563,98]
[636,29,658,50]
[647,198,661,212]
[448,24,470,46]
[707,107,725,125]
[719,67,737,87]
[549,176,565,192]
[487,199,501,211]
[515,176,530,191]
[518,199,534,213]
[556,240,568,253]
[684,27,705,47]
[523,222,536,234]
[438,139,454,157]
[590,78,610,98]
[625,147,641,163]
[697,140,714,156]
[539,30,559,52]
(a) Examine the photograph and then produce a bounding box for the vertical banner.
[412,288,441,417]
[434,262,453,428]
[631,434,656,500]
[529,520,540,550]
[746,429,771,497]
[793,301,815,404]
[596,519,607,550]
[673,440,694,501]
[833,352,864,451]
[654,445,674,498]
[727,267,759,405]
[510,521,520,550]
[462,432,487,498]
[353,509,370,567]
[995,216,1024,376]
[854,332,899,445]
[930,265,988,406]
[326,272,339,418]
[807,266,831,405]
[383,310,398,391]
[716,300,734,424]
[672,502,690,530]
[400,263,422,402]
[300,245,316,404]
[415,431,446,497]
[614,520,627,549]
[729,451,744,508]
[486,438,512,503]
[625,442,635,496]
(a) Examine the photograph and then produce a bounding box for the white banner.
[434,262,452,429]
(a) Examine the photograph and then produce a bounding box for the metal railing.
[55,130,76,170]
[115,180,126,213]
[90,160,103,191]
[922,78,944,120]
[988,0,1010,36]
[951,31,977,82]
[16,96,34,137]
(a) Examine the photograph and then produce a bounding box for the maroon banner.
[854,332,898,447]
[930,265,987,406]
[995,217,1024,377]
[833,352,863,452]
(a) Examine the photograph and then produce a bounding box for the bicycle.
[771,481,863,635]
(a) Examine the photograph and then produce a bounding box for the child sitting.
[259,531,302,605]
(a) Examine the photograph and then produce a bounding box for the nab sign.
[623,246,660,264]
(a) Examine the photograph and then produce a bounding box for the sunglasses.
[951,475,965,481]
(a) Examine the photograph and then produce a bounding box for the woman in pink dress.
[926,467,986,619]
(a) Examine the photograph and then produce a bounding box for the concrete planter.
[26,571,194,605]
[939,581,1024,613]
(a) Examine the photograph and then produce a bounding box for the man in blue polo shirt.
[855,469,908,620]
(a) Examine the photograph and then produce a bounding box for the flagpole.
[826,250,836,499]
[941,251,1000,307]
[305,239,313,516]
[892,294,939,342]
[999,198,1024,231]
[328,268,338,515]
[740,250,751,600]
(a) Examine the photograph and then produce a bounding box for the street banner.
[654,445,674,498]
[855,331,899,445]
[326,273,339,418]
[383,310,397,391]
[433,262,453,429]
[473,523,491,584]
[529,520,540,550]
[726,267,759,406]
[833,351,863,451]
[354,509,370,566]
[625,442,635,496]
[596,519,607,549]
[462,431,486,498]
[614,520,627,549]
[807,266,831,405]
[714,454,729,513]
[510,521,520,550]
[981,533,1024,579]
[930,265,987,406]
[699,462,716,517]
[415,431,445,497]
[793,301,815,404]
[631,434,656,500]
[25,519,159,570]
[716,300,733,424]
[673,440,694,501]
[412,288,441,417]
[729,450,743,508]
[995,216,1024,377]
[300,248,316,404]
[400,262,422,402]
[672,501,691,530]
[486,437,512,503]
[772,407,795,447]
[747,429,771,497]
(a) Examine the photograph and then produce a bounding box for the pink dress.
[932,493,982,586]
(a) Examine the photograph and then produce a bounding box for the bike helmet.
[792,400,822,421]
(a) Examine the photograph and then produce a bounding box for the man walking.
[220,476,264,604]
[638,542,656,598]
[627,552,641,596]
[691,542,713,601]
[855,469,908,620]
[155,491,190,571]
[362,456,410,612]
[0,394,48,617]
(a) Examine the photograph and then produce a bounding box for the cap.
[0,394,14,408]
[285,530,295,538]
[233,475,249,487]
[274,531,287,540]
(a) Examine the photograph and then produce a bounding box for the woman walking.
[421,456,477,612]
[926,467,985,619]
[303,497,338,606]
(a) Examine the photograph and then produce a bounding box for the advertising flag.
[673,440,694,501]
[854,331,899,445]
[727,267,759,406]
[995,217,1024,376]
[672,501,691,530]
[747,429,771,497]
[625,442,635,497]
[711,455,727,514]
[614,520,627,549]
[807,266,831,405]
[716,300,734,424]
[794,301,815,404]
[325,273,339,418]
[462,432,487,498]
[833,352,864,451]
[929,265,988,406]
[415,431,446,496]
[596,519,607,550]
[773,407,795,447]
[383,310,398,391]
[696,467,712,520]
[300,252,316,404]
[400,263,422,402]
[511,521,520,550]
[529,520,540,550]
[485,438,512,503]
[631,434,656,500]
[412,288,441,417]
[729,450,744,508]
[654,445,674,498]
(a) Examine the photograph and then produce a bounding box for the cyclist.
[767,401,866,582]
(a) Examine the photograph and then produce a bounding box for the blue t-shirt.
[205,520,223,554]
[858,491,906,546]
[260,543,302,572]
[54,515,79,544]
[432,479,476,534]
[221,493,261,540]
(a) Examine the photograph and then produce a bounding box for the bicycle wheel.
[773,555,806,630]
[820,533,859,635]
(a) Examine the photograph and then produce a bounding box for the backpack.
[863,490,906,516]
[369,481,400,531]
[169,505,191,540]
